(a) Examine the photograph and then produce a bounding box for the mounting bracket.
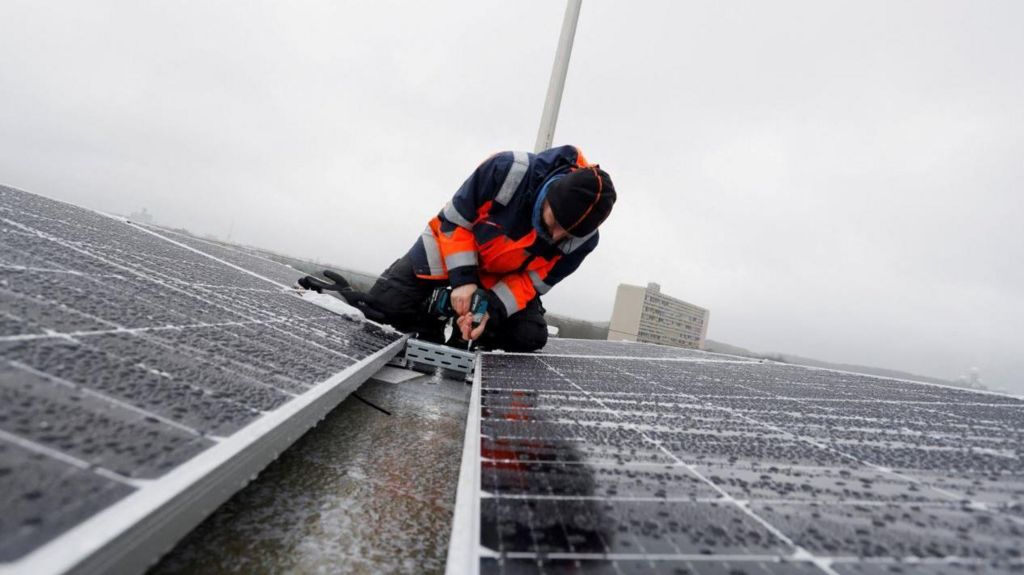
[389,338,477,381]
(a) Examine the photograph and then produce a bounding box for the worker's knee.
[367,257,439,320]
[498,315,548,353]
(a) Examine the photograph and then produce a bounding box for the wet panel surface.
[481,499,790,556]
[750,502,1023,560]
[831,562,1023,575]
[1,338,263,435]
[137,224,305,287]
[540,339,757,362]
[0,441,135,561]
[483,461,717,500]
[458,345,1024,573]
[0,363,211,478]
[693,463,947,503]
[0,186,402,565]
[481,558,825,575]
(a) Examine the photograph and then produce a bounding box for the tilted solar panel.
[544,338,699,359]
[448,344,1024,574]
[0,186,404,574]
[132,223,305,288]
[542,337,757,362]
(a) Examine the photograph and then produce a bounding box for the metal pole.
[534,0,582,153]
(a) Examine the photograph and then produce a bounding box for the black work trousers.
[344,256,548,353]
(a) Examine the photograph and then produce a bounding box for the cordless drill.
[426,286,489,328]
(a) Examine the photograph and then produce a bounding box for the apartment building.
[607,282,710,350]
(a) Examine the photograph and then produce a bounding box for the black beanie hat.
[547,166,616,238]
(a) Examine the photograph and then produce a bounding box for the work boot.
[322,270,352,291]
[298,270,352,293]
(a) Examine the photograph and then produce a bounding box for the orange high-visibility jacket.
[407,146,600,320]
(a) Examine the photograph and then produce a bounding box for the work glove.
[298,270,352,293]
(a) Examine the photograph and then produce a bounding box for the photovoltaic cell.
[0,363,210,478]
[448,340,1024,574]
[541,338,757,361]
[480,558,825,574]
[0,185,403,573]
[133,224,305,288]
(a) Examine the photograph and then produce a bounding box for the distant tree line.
[545,313,609,340]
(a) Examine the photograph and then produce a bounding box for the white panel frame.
[445,358,483,575]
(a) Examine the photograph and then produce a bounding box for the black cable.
[351,393,392,416]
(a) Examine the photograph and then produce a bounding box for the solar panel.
[131,223,305,288]
[542,337,757,362]
[448,342,1024,574]
[0,185,404,574]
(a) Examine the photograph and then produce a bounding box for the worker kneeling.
[300,146,616,352]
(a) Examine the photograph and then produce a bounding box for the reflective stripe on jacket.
[407,145,599,319]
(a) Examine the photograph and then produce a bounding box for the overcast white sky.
[1,1,1021,393]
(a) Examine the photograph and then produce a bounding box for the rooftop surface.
[152,369,470,574]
